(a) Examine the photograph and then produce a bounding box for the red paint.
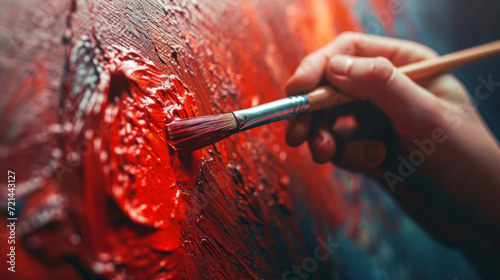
[104,49,201,230]
[62,46,202,278]
[0,0,379,279]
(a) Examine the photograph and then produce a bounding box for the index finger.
[286,32,439,96]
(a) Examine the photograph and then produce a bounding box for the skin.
[285,32,500,277]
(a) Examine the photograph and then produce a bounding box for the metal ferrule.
[232,95,310,132]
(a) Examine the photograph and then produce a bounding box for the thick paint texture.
[0,0,479,279]
[0,0,358,278]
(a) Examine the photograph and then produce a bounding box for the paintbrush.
[167,40,500,154]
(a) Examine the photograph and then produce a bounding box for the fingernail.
[329,55,353,76]
[364,144,381,163]
[312,134,324,148]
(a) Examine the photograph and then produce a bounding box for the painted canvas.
[2,0,497,279]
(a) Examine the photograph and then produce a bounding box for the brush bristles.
[166,113,238,154]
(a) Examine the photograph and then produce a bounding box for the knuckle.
[302,53,315,63]
[292,55,315,81]
[336,32,367,55]
[337,31,357,42]
[297,53,322,72]
[298,54,314,69]
[370,56,395,85]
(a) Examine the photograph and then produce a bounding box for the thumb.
[325,55,439,127]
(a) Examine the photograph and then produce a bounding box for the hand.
[285,32,500,276]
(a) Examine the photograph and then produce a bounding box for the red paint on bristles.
[166,113,238,154]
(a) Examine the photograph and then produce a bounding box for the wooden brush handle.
[306,40,500,112]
